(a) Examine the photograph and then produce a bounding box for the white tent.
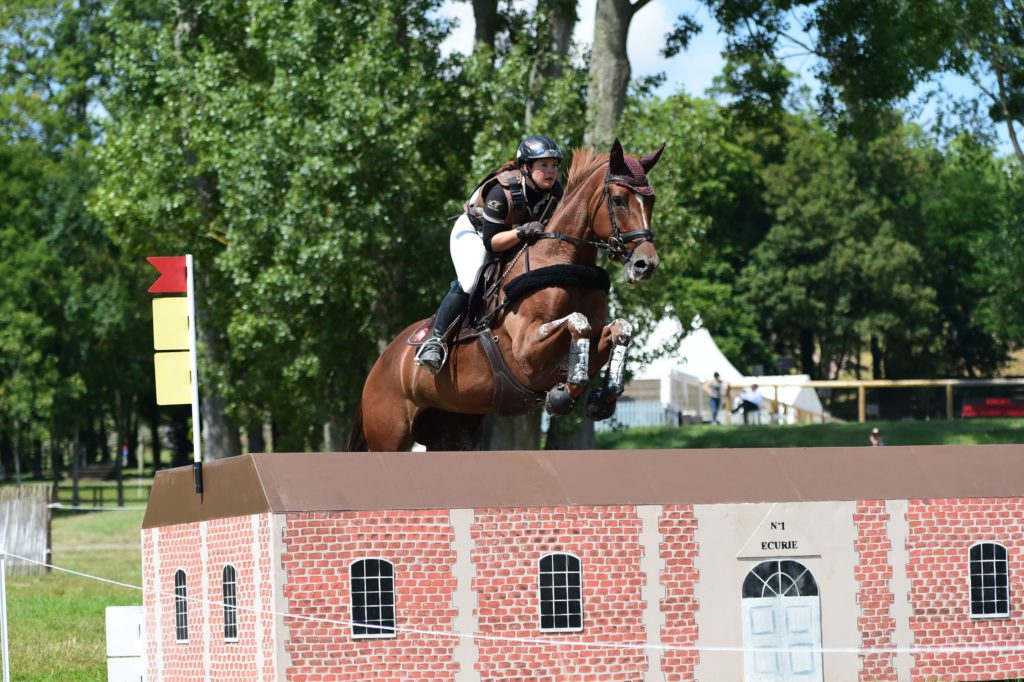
[613,319,827,427]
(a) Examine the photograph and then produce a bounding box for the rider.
[414,135,565,374]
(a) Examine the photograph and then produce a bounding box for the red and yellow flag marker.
[147,255,203,493]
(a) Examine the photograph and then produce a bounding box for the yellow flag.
[152,298,190,350]
[154,351,191,405]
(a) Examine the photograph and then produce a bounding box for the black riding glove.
[516,221,545,244]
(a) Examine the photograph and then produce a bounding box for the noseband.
[536,177,655,263]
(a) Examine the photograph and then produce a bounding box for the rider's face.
[529,158,559,190]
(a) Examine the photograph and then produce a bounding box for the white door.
[742,561,823,682]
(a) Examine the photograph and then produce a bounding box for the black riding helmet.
[516,135,564,166]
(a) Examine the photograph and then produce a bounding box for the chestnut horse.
[348,139,664,451]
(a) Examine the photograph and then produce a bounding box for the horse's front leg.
[512,312,593,416]
[586,319,633,421]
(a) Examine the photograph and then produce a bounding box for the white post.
[186,254,204,493]
[1,546,11,682]
[186,254,202,464]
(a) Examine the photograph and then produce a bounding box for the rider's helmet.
[516,135,564,167]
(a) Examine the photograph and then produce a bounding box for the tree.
[583,0,652,148]
[738,113,938,380]
[697,0,1023,165]
[94,0,472,453]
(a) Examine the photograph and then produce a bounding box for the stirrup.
[414,337,449,373]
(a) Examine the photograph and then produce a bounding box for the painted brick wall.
[471,505,648,681]
[659,505,699,681]
[145,522,205,681]
[907,498,1024,681]
[204,514,276,681]
[280,510,459,681]
[854,499,897,681]
[143,515,275,681]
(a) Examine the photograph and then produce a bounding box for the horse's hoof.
[545,383,576,416]
[586,389,616,421]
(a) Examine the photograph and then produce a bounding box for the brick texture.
[471,505,648,681]
[280,510,459,681]
[854,499,897,681]
[907,498,1024,681]
[144,515,275,681]
[659,505,699,681]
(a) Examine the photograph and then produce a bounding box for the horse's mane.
[565,148,608,196]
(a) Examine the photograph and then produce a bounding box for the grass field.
[595,417,1024,450]
[6,508,143,682]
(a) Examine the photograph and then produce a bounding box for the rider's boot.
[414,282,470,374]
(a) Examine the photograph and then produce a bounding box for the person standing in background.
[703,372,726,424]
[869,427,885,446]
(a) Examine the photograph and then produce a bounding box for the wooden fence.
[0,484,50,576]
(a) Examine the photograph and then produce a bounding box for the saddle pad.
[407,320,434,347]
[502,264,610,305]
[406,319,480,347]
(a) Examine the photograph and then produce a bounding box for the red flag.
[147,256,187,293]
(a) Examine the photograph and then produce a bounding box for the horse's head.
[599,139,664,283]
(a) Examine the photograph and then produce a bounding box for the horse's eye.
[612,195,627,208]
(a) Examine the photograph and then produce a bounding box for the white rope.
[6,550,1024,656]
[48,503,147,511]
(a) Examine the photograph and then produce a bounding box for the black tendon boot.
[414,282,470,374]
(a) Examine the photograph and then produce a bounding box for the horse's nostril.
[633,259,647,272]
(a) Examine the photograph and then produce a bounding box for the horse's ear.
[609,138,625,172]
[639,143,666,172]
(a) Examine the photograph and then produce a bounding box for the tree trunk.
[246,420,266,454]
[147,403,162,472]
[583,0,650,148]
[483,413,541,450]
[201,393,240,460]
[472,0,499,52]
[870,335,884,380]
[526,0,578,127]
[196,277,240,460]
[799,328,817,379]
[545,416,596,450]
[322,410,348,452]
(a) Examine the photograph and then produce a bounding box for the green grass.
[595,417,1024,450]
[6,509,143,681]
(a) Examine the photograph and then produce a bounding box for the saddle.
[408,254,611,416]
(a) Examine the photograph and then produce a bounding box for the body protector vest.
[465,168,563,231]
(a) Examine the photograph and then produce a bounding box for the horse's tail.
[346,402,368,451]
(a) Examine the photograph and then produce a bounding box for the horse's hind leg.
[361,396,417,451]
[586,319,634,421]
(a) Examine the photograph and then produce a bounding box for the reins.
[475,170,655,329]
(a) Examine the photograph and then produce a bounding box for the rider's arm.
[480,184,527,253]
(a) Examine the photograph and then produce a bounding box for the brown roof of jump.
[142,445,1024,528]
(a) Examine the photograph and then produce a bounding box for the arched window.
[538,553,583,631]
[350,559,396,638]
[969,542,1009,618]
[222,564,238,641]
[174,569,189,642]
[742,560,819,598]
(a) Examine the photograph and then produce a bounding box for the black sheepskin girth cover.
[502,264,611,306]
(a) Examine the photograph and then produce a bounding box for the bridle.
[536,175,655,264]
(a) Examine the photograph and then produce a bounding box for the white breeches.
[450,213,487,294]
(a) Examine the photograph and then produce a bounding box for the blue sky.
[439,0,1014,155]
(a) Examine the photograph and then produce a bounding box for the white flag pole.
[1,546,11,682]
[186,254,203,493]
